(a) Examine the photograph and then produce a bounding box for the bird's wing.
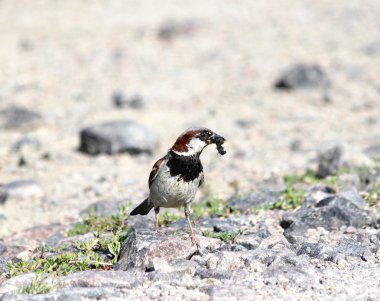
[148,155,167,188]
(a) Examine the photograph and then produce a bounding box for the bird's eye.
[200,132,208,140]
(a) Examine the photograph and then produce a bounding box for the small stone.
[79,120,158,155]
[206,255,219,269]
[157,19,197,41]
[112,91,144,109]
[0,106,42,129]
[11,135,41,152]
[316,145,343,178]
[274,64,330,90]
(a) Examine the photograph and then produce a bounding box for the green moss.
[192,197,228,219]
[8,206,131,280]
[365,189,380,206]
[66,205,129,237]
[158,210,181,226]
[19,274,52,295]
[202,230,241,243]
[272,185,306,210]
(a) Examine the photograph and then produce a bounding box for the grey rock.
[1,287,125,301]
[195,267,232,280]
[337,174,362,190]
[0,106,42,129]
[365,143,380,159]
[362,41,380,56]
[115,228,221,271]
[80,199,127,217]
[112,90,144,109]
[197,217,241,233]
[0,257,8,276]
[234,234,262,250]
[202,285,256,300]
[228,191,280,213]
[297,238,374,262]
[0,244,7,256]
[0,273,36,294]
[0,180,44,204]
[245,248,315,288]
[262,253,315,289]
[316,145,343,178]
[338,190,369,209]
[58,270,144,289]
[157,19,198,41]
[79,120,158,155]
[11,135,41,152]
[282,196,371,244]
[274,64,330,90]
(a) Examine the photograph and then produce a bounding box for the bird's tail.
[130,198,153,215]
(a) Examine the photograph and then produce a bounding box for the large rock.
[1,287,125,301]
[282,196,372,244]
[58,270,144,289]
[114,228,221,271]
[228,191,280,213]
[79,120,158,155]
[0,106,41,129]
[274,64,330,90]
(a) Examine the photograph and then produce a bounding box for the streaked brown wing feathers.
[148,156,167,188]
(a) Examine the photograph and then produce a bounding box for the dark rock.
[282,196,372,244]
[234,234,262,250]
[58,270,144,289]
[112,91,144,109]
[0,244,7,255]
[114,228,221,271]
[0,106,42,129]
[0,191,8,204]
[79,120,158,155]
[274,64,330,90]
[197,217,241,233]
[228,191,280,213]
[157,19,198,41]
[316,145,343,178]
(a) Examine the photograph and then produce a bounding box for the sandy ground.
[0,0,380,237]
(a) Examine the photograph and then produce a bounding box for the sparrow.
[130,127,226,249]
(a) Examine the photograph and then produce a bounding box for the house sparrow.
[130,127,226,249]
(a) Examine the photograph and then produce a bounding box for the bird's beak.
[207,133,226,145]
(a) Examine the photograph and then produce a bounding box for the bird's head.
[171,127,226,156]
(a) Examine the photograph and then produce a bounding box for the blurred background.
[0,0,379,236]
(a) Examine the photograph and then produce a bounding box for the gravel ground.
[0,0,379,259]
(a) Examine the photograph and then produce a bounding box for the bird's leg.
[184,203,200,249]
[154,206,160,232]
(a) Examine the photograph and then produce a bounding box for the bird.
[130,127,226,249]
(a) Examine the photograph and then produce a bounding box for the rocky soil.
[1,0,380,300]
